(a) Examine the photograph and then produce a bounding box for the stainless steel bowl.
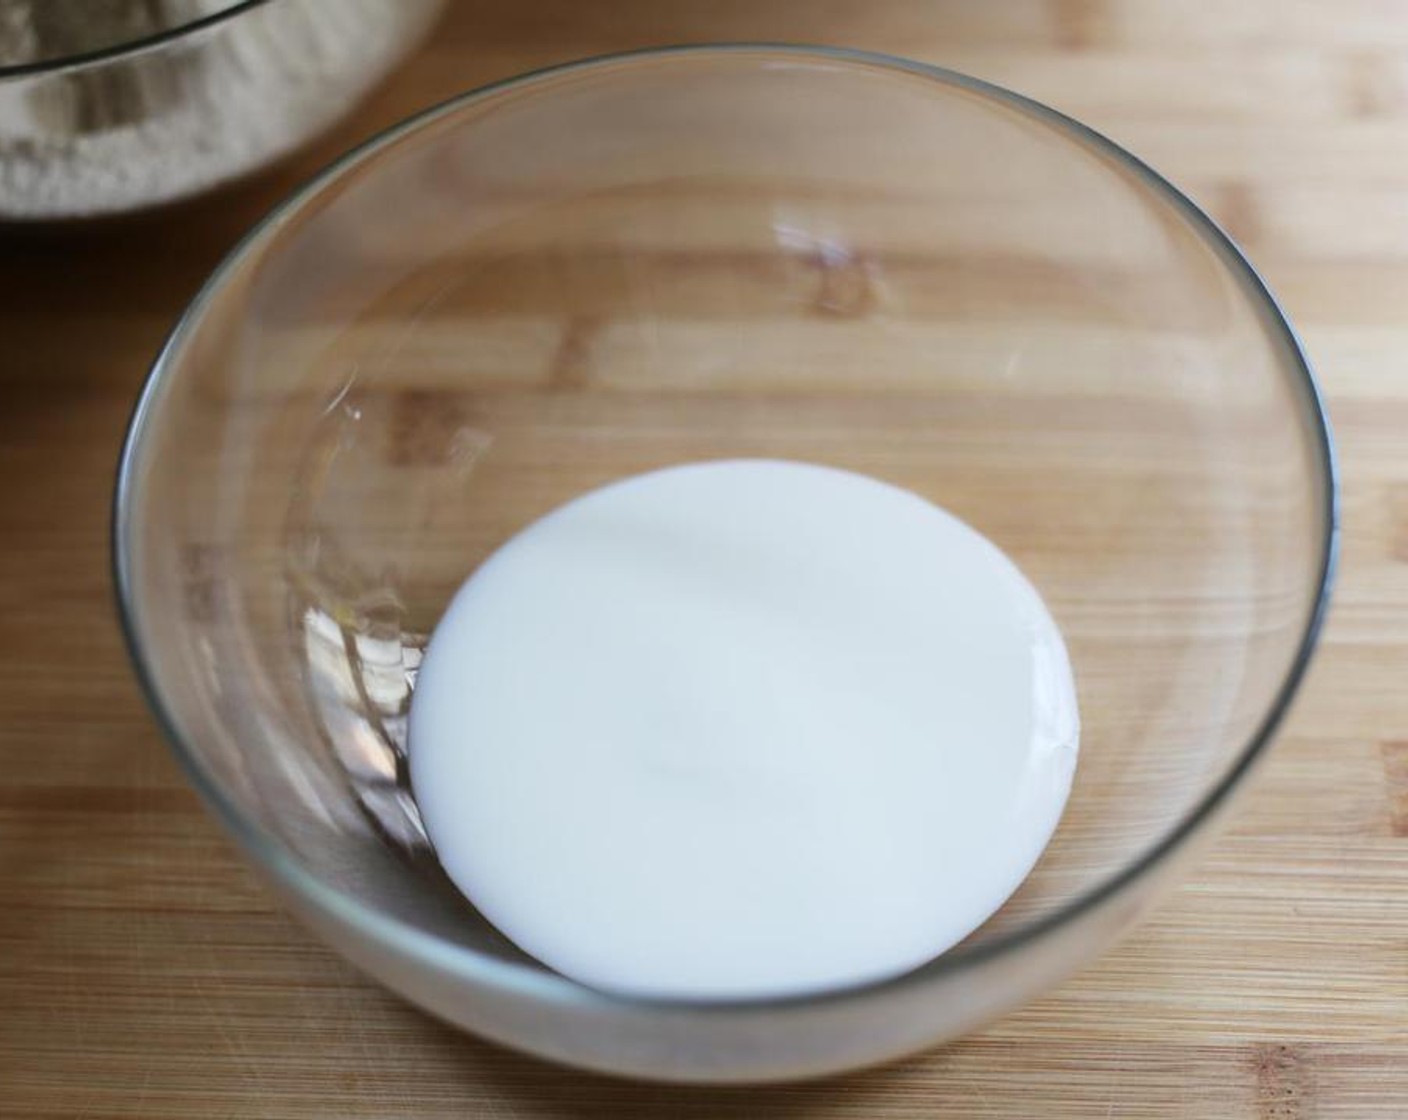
[0,0,443,220]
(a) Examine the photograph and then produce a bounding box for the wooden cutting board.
[2,2,1404,1115]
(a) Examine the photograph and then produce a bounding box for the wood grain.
[2,0,1407,1115]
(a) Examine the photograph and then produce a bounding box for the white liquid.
[410,460,1079,1000]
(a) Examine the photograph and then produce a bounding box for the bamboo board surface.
[1,2,1406,1116]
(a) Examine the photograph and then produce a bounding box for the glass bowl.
[0,0,442,220]
[113,45,1337,1083]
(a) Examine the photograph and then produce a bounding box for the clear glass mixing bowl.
[113,45,1337,1083]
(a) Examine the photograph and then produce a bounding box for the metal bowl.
[0,0,442,220]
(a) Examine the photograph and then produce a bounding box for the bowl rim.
[0,0,272,80]
[112,42,1340,1017]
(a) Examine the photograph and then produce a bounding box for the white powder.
[0,0,439,219]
